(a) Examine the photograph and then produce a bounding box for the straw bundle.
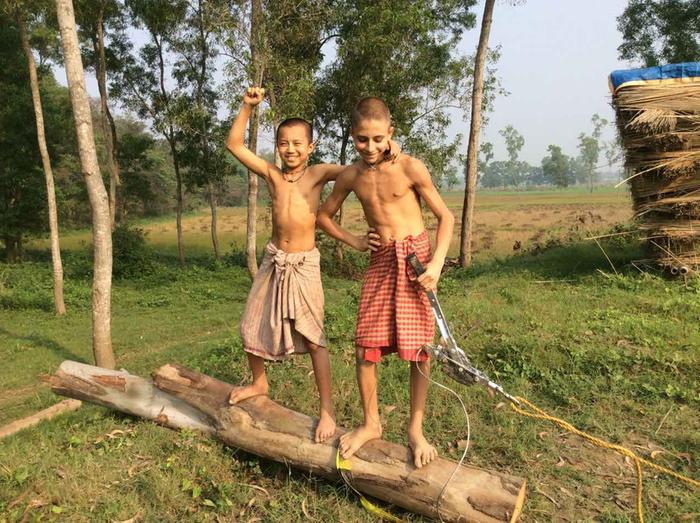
[613,76,700,273]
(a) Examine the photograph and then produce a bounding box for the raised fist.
[243,86,265,106]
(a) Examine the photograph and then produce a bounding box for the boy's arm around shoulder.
[405,156,455,290]
[225,100,275,180]
[316,169,371,251]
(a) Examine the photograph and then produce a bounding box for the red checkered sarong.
[355,230,434,362]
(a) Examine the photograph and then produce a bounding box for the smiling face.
[351,118,394,165]
[276,123,314,170]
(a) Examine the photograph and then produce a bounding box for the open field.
[3,187,699,522]
[34,186,633,260]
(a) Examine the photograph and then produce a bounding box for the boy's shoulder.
[392,153,428,179]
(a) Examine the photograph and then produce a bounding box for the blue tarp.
[609,62,700,93]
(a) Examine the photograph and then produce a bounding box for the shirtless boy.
[225,87,344,443]
[316,97,455,468]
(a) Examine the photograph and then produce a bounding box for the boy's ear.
[388,125,395,139]
[308,140,316,153]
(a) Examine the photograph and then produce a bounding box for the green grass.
[2,191,700,522]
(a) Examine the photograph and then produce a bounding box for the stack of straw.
[611,63,700,274]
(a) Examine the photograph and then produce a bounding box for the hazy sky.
[457,0,632,164]
[65,0,634,166]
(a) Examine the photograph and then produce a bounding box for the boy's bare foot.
[228,381,268,405]
[339,423,382,459]
[315,412,336,443]
[408,429,438,469]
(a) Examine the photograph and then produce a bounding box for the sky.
[454,0,632,164]
[62,0,634,167]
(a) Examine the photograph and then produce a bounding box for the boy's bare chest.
[270,176,321,209]
[354,168,413,204]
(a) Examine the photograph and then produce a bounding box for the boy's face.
[277,124,314,170]
[351,118,394,165]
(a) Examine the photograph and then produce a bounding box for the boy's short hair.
[351,97,391,128]
[276,118,313,143]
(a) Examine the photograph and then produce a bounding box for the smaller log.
[45,361,214,434]
[0,399,82,440]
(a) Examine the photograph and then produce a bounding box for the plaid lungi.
[355,230,434,362]
[240,242,326,361]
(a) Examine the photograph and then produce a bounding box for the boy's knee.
[305,340,326,353]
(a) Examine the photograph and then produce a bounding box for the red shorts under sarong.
[355,230,435,362]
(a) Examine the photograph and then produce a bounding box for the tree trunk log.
[459,0,495,268]
[45,361,214,434]
[56,0,115,369]
[18,15,66,316]
[48,360,526,522]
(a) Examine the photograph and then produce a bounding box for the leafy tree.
[499,124,526,188]
[114,0,188,266]
[541,144,571,188]
[75,0,126,228]
[170,0,233,259]
[479,160,508,188]
[617,0,700,66]
[576,113,607,192]
[0,15,73,264]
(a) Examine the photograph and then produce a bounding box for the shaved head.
[351,97,391,128]
[276,118,313,143]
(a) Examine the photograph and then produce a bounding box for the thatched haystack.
[611,62,700,274]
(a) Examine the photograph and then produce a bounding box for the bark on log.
[0,399,81,440]
[49,361,525,522]
[45,361,214,434]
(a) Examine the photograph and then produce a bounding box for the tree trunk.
[335,126,351,263]
[18,16,66,315]
[208,181,220,259]
[459,0,495,268]
[56,0,115,369]
[168,138,185,267]
[4,235,22,263]
[246,0,264,277]
[48,360,527,523]
[93,7,121,230]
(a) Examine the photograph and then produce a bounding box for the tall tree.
[115,0,187,266]
[617,0,700,66]
[576,113,607,193]
[460,0,495,268]
[499,124,525,188]
[171,0,232,260]
[75,0,124,229]
[15,5,66,314]
[245,0,264,276]
[55,0,115,368]
[541,144,570,188]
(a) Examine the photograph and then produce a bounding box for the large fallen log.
[48,361,526,522]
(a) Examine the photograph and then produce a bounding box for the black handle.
[406,253,425,276]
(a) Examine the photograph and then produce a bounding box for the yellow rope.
[510,396,700,523]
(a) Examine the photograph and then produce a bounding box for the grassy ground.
[2,187,699,522]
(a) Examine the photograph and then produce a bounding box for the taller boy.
[317,97,455,468]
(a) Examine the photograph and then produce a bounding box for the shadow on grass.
[0,327,88,364]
